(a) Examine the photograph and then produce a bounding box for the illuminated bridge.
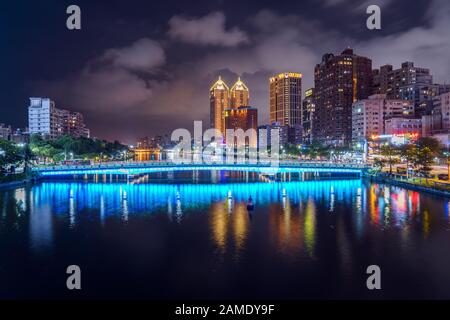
[33,161,370,178]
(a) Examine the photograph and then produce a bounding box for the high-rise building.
[373,62,433,99]
[223,106,258,148]
[209,76,230,135]
[28,97,59,139]
[28,97,89,139]
[351,94,412,143]
[257,122,289,148]
[400,83,450,117]
[313,48,372,145]
[269,72,302,127]
[230,77,249,109]
[434,92,450,132]
[59,109,90,138]
[301,88,315,144]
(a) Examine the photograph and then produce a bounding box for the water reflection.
[0,178,448,262]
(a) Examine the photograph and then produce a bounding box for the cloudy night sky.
[1,0,449,143]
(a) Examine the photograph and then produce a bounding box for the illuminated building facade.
[209,76,230,135]
[257,122,289,148]
[28,97,89,139]
[301,88,315,144]
[313,48,372,145]
[351,94,412,143]
[223,106,258,148]
[373,62,432,99]
[384,117,422,136]
[230,77,249,109]
[269,72,302,127]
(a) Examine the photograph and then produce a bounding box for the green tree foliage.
[0,139,21,175]
[29,134,128,163]
[380,144,400,174]
[416,137,441,155]
[305,143,330,160]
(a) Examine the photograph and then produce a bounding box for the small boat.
[247,196,254,211]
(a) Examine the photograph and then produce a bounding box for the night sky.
[1,0,447,143]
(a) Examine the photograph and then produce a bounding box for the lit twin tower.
[209,76,249,133]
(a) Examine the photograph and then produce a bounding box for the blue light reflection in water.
[2,176,450,299]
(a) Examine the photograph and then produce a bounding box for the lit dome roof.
[210,76,229,91]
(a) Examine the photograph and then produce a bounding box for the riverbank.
[366,174,450,198]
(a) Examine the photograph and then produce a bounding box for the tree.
[380,144,399,174]
[0,139,21,175]
[414,147,435,180]
[373,158,385,172]
[417,137,441,155]
[400,144,417,178]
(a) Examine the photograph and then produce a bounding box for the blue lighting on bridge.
[36,164,364,177]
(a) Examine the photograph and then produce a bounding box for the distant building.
[400,83,450,117]
[373,62,433,99]
[11,128,29,144]
[433,92,450,130]
[352,94,412,143]
[257,122,289,148]
[288,124,302,145]
[385,117,422,136]
[0,123,12,140]
[301,88,315,144]
[223,106,258,148]
[313,48,372,145]
[269,72,302,127]
[28,97,89,139]
[230,77,249,109]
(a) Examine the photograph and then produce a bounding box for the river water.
[1,171,450,299]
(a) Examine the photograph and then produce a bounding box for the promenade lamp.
[444,151,450,181]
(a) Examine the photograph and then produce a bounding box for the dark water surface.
[1,171,450,299]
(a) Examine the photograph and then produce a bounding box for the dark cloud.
[23,0,450,144]
[168,11,249,47]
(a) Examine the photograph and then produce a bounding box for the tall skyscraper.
[230,77,249,109]
[313,48,372,145]
[301,88,315,144]
[269,72,302,127]
[209,76,229,134]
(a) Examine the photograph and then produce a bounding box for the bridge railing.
[33,160,371,172]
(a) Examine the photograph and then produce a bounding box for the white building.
[351,94,412,142]
[28,97,59,139]
[28,97,89,139]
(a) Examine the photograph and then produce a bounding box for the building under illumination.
[223,106,258,148]
[28,97,89,139]
[313,48,372,145]
[210,77,230,135]
[352,94,412,143]
[269,72,302,127]
[301,88,315,144]
[230,77,249,109]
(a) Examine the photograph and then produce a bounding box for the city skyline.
[1,0,450,144]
